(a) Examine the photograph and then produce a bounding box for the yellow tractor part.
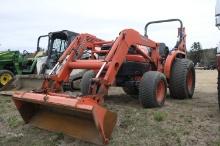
[0,71,13,85]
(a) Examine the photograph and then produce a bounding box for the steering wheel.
[23,50,29,56]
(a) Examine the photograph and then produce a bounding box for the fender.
[164,50,186,79]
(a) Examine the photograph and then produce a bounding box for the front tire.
[139,71,167,108]
[0,70,14,90]
[80,70,95,95]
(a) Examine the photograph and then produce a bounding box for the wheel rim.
[0,73,13,85]
[186,70,193,92]
[156,80,165,103]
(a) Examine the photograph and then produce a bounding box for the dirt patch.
[0,70,219,146]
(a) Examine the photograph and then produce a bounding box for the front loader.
[12,19,195,145]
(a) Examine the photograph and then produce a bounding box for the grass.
[212,141,220,146]
[153,111,167,122]
[0,96,12,114]
[6,116,23,128]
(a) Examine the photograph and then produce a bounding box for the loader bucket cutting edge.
[12,92,117,145]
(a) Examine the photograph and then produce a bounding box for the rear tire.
[80,70,95,95]
[0,70,14,90]
[169,58,195,99]
[139,71,167,108]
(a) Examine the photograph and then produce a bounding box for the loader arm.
[43,29,160,101]
[88,29,159,102]
[104,29,157,84]
[42,33,108,91]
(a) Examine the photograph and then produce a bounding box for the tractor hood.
[0,50,20,61]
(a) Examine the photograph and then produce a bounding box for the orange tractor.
[12,19,195,145]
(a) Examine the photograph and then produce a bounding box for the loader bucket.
[12,92,117,145]
[13,75,45,90]
[0,75,45,96]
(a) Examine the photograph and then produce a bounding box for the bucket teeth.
[12,91,117,145]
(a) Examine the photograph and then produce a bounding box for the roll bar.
[37,35,49,52]
[144,19,183,38]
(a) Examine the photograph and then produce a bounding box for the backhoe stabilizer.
[12,91,117,145]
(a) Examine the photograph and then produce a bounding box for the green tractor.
[0,30,78,90]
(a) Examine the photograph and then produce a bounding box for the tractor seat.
[159,43,169,58]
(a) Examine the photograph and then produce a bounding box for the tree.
[188,42,202,65]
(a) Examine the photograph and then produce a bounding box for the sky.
[0,0,219,51]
